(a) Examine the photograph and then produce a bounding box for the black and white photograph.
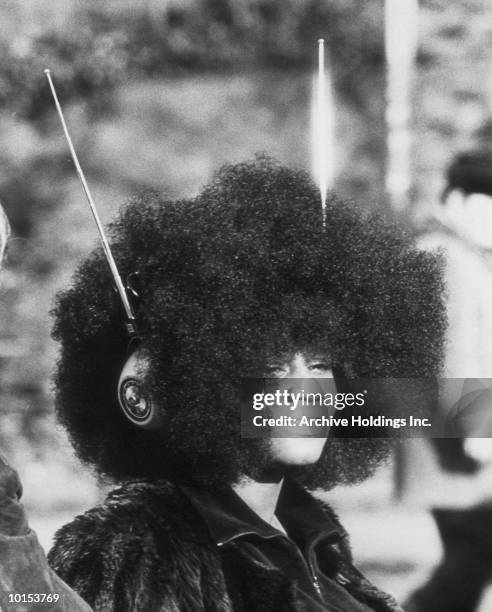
[0,1,492,611]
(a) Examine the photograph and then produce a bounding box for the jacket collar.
[180,476,341,552]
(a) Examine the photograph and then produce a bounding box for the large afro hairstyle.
[52,157,446,490]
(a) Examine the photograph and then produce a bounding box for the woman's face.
[264,352,333,466]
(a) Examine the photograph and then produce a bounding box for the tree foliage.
[0,0,384,119]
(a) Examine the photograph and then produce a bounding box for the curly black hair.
[52,157,445,489]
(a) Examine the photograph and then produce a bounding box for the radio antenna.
[317,39,327,225]
[44,69,136,333]
[313,39,335,227]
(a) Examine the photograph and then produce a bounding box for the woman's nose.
[288,355,311,379]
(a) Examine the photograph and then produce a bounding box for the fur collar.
[48,480,402,612]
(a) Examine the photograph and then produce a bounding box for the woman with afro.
[4,158,444,611]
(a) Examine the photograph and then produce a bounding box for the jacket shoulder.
[48,481,220,611]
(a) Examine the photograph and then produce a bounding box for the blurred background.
[0,0,491,607]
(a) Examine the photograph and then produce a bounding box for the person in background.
[0,203,91,611]
[403,149,492,612]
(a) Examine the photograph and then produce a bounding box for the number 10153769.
[8,593,60,604]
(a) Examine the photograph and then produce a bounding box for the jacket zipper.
[307,530,337,597]
[311,572,321,595]
[219,530,324,596]
[308,556,321,595]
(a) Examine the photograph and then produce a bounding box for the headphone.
[117,349,162,430]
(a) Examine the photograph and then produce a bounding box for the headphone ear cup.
[117,350,162,430]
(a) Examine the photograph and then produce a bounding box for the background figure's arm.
[0,457,28,537]
[0,456,92,611]
[440,243,483,378]
[397,437,492,509]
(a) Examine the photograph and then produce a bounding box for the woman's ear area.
[117,349,162,430]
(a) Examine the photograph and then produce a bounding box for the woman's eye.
[309,362,332,373]
[264,365,288,377]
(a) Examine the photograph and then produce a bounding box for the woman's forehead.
[266,346,330,362]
